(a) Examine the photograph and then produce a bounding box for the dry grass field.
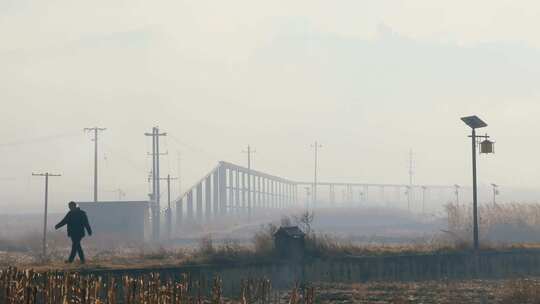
[314,278,540,304]
[5,205,540,303]
[3,266,540,303]
[0,267,315,304]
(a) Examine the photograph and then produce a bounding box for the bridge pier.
[196,182,203,221]
[269,180,273,208]
[205,176,211,220]
[241,172,246,212]
[262,177,267,208]
[364,186,369,201]
[213,170,219,216]
[259,178,263,209]
[187,189,193,220]
[176,198,183,229]
[235,169,240,213]
[228,168,234,214]
[219,165,226,215]
[275,181,279,208]
[277,181,281,208]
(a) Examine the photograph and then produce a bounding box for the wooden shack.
[274,226,306,260]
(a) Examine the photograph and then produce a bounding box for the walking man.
[55,201,92,264]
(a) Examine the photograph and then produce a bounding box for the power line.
[108,188,126,200]
[101,142,147,174]
[0,132,80,148]
[168,133,237,161]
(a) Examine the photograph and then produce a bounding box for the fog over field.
[8,5,540,304]
[2,1,540,236]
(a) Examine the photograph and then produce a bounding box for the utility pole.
[156,175,177,240]
[405,186,411,212]
[32,172,61,258]
[84,127,106,202]
[409,149,414,186]
[491,183,499,206]
[177,152,182,196]
[242,145,256,221]
[311,141,322,208]
[304,186,311,210]
[408,149,414,207]
[454,184,460,207]
[110,188,125,200]
[421,186,427,214]
[145,127,167,241]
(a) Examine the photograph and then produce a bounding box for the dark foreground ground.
[313,279,538,304]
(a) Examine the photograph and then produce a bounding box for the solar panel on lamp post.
[461,115,487,252]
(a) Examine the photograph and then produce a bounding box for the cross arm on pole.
[147,152,169,156]
[242,147,257,155]
[157,177,178,180]
[32,173,62,177]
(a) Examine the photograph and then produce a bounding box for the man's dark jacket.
[55,208,92,239]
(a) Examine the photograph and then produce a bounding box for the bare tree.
[295,211,315,235]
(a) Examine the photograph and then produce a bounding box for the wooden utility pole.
[311,141,322,208]
[145,127,167,241]
[84,127,106,202]
[157,175,177,240]
[242,145,256,221]
[32,172,61,258]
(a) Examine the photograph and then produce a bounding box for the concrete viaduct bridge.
[151,161,461,240]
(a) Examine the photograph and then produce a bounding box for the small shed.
[274,226,306,260]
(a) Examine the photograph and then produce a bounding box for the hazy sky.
[2,1,540,212]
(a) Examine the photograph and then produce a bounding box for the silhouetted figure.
[55,201,92,263]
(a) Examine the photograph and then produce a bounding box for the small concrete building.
[274,226,306,260]
[77,201,150,241]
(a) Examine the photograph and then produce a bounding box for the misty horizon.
[2,1,540,213]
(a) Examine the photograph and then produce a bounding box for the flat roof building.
[77,201,150,242]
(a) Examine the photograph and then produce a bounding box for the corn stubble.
[0,267,314,304]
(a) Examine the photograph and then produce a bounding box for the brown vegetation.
[0,267,314,304]
[445,202,540,246]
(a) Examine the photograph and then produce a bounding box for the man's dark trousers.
[68,237,85,263]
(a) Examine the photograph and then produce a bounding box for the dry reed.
[0,267,314,304]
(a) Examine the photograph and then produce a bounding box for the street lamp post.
[461,115,495,251]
